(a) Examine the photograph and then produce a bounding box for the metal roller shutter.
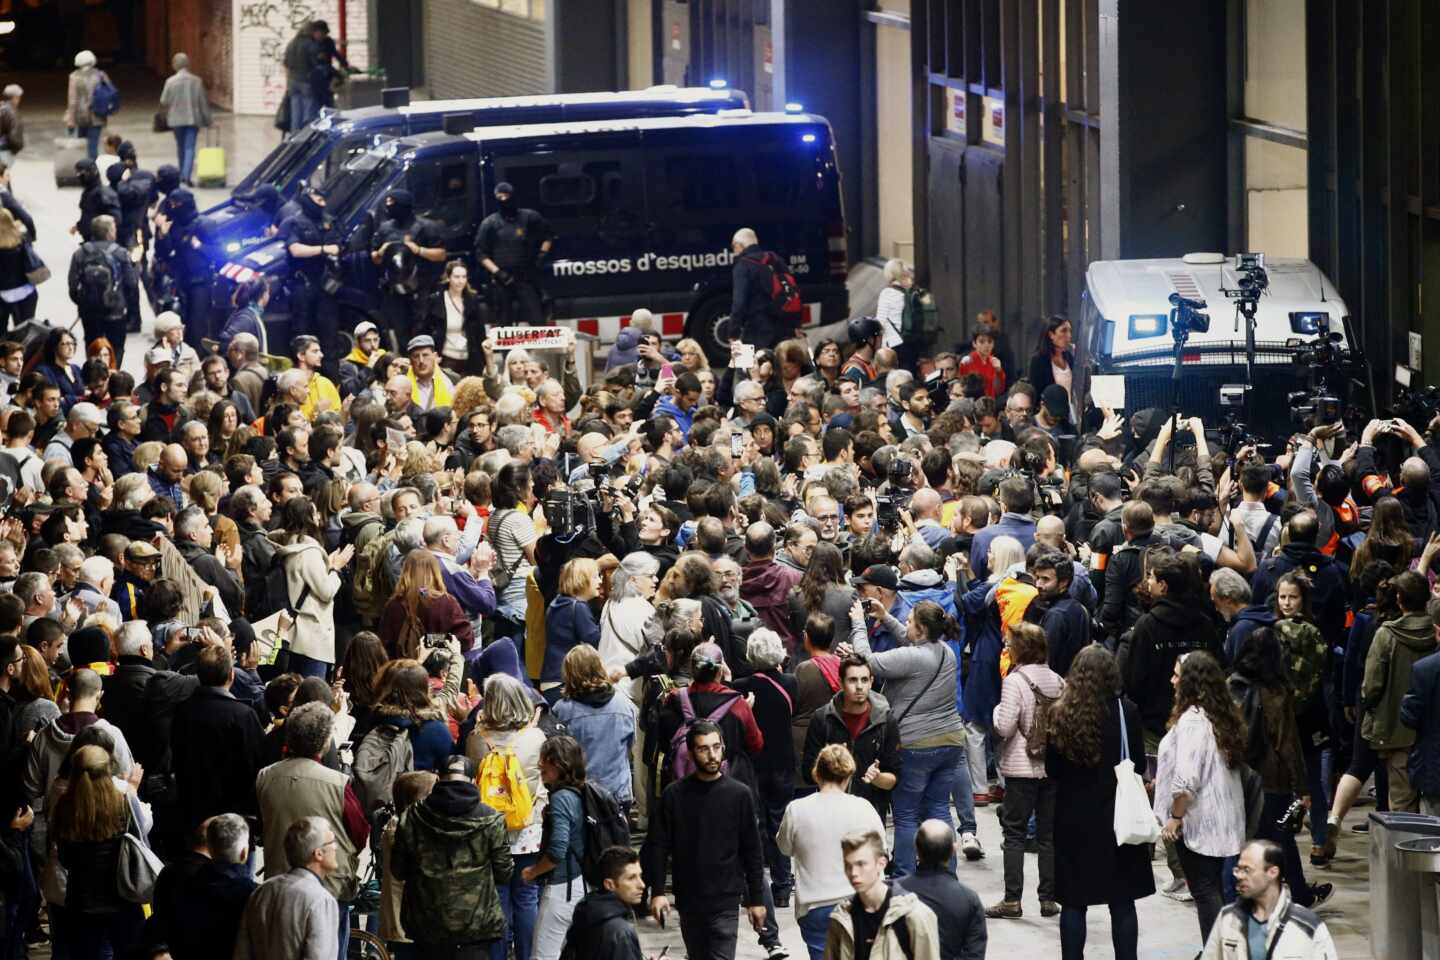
[423,0,549,99]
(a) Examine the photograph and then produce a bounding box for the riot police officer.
[279,188,340,378]
[475,181,553,327]
[71,159,120,242]
[370,189,445,350]
[146,164,184,320]
[154,187,209,350]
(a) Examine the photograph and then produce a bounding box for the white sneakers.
[961,832,984,861]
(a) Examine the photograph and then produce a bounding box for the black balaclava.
[385,189,415,227]
[165,188,198,228]
[117,140,137,165]
[297,190,325,222]
[245,184,283,217]
[155,164,182,194]
[494,181,517,217]
[75,159,99,189]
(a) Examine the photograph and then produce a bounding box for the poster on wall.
[232,0,369,116]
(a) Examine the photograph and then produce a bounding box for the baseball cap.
[494,181,515,196]
[748,412,778,432]
[154,311,184,335]
[443,754,477,779]
[144,346,171,367]
[68,402,104,427]
[353,320,379,339]
[125,541,161,562]
[852,564,900,591]
[1041,384,1070,420]
[406,335,436,353]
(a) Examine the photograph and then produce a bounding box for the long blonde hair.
[0,209,21,250]
[50,745,128,843]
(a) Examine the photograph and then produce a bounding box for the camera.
[875,456,915,532]
[1168,293,1211,338]
[545,488,597,542]
[421,633,450,650]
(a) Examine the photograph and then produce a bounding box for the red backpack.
[747,251,804,326]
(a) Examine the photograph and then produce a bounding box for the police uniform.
[371,190,443,349]
[474,186,553,327]
[156,187,211,349]
[279,193,339,377]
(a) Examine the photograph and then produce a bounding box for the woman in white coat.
[273,495,354,679]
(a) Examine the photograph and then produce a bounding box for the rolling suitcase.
[195,127,226,188]
[53,137,89,187]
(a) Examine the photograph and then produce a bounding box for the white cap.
[154,311,183,334]
[74,50,96,68]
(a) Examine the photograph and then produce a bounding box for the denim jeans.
[288,651,331,680]
[892,744,963,877]
[797,902,836,960]
[759,780,795,895]
[949,748,978,834]
[73,125,102,158]
[1303,741,1331,845]
[172,125,198,183]
[290,87,318,132]
[490,851,540,960]
[337,901,352,960]
[679,908,739,960]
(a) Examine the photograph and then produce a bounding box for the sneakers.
[764,945,789,960]
[1310,836,1337,866]
[1311,882,1334,907]
[990,784,1006,803]
[985,900,1023,919]
[1161,878,1194,902]
[1041,900,1061,918]
[973,792,992,807]
[961,832,984,861]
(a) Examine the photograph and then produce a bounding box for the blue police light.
[802,133,817,143]
[1289,311,1328,335]
[1128,314,1167,339]
[784,102,804,113]
[709,78,728,89]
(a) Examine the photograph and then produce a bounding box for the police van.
[215,110,849,359]
[198,86,750,265]
[1078,253,1358,430]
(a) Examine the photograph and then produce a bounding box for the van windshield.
[322,153,390,227]
[236,129,328,195]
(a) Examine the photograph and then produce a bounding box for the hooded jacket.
[1225,604,1279,666]
[1362,610,1438,750]
[740,558,802,648]
[23,712,134,853]
[389,778,513,944]
[559,889,643,960]
[1250,542,1349,647]
[552,688,637,803]
[1124,596,1213,734]
[826,887,943,960]
[802,689,901,818]
[275,536,342,663]
[893,568,959,622]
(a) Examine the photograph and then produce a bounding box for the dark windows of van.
[750,151,822,218]
[408,160,475,246]
[662,154,740,211]
[495,153,645,243]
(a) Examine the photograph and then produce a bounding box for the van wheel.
[687,297,734,366]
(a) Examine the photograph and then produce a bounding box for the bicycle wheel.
[347,929,392,960]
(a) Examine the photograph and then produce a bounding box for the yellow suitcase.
[195,128,225,187]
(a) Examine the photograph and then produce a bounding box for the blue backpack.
[90,78,120,119]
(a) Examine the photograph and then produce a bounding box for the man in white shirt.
[43,401,104,467]
[0,409,43,493]
[1218,454,1283,559]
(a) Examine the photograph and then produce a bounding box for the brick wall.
[230,0,369,115]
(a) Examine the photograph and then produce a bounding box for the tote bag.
[1113,699,1161,846]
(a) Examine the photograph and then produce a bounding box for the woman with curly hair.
[1153,651,1246,946]
[1048,645,1152,960]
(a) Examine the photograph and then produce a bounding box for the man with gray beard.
[713,555,761,649]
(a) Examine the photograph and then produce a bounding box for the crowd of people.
[0,184,1417,960]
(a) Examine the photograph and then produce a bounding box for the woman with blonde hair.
[466,673,546,960]
[552,644,636,807]
[51,742,147,958]
[540,558,601,704]
[378,548,473,659]
[777,743,885,959]
[674,337,710,373]
[0,208,37,331]
[132,441,164,473]
[14,643,60,735]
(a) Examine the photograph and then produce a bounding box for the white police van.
[1077,253,1358,429]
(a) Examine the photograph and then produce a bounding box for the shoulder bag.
[116,830,164,903]
[1113,698,1161,845]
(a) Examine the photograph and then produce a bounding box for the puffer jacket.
[893,568,958,622]
[1199,886,1338,960]
[826,888,943,959]
[992,663,1065,779]
[389,779,513,944]
[559,889,643,959]
[1362,610,1438,750]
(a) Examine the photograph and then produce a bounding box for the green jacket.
[389,780,513,943]
[1361,611,1437,750]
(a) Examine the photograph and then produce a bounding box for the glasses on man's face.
[815,513,839,524]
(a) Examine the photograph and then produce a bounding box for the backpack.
[90,77,120,119]
[476,735,534,830]
[1273,618,1327,716]
[568,781,631,889]
[898,285,936,341]
[352,527,399,622]
[352,723,415,819]
[746,251,804,327]
[71,244,122,313]
[668,687,739,779]
[1018,670,1061,762]
[263,550,311,619]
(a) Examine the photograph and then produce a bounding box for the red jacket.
[959,349,1007,398]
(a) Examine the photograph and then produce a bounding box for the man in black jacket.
[729,227,792,348]
[560,846,645,960]
[1401,643,1440,816]
[72,158,120,241]
[1122,551,1211,746]
[173,506,243,617]
[802,657,901,823]
[896,820,988,960]
[1030,551,1090,676]
[231,485,276,619]
[69,213,136,352]
[169,646,265,832]
[644,720,767,960]
[151,813,257,960]
[1101,501,1169,641]
[1250,510,1349,650]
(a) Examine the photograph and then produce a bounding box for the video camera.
[1284,312,1350,429]
[875,456,915,532]
[1222,252,1270,303]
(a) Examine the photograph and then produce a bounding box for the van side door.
[642,136,749,307]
